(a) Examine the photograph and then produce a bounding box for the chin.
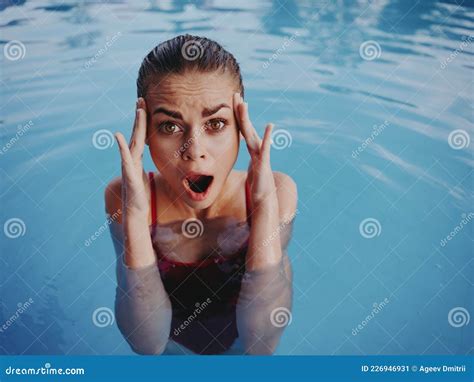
[183,189,218,210]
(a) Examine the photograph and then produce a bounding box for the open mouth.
[186,175,213,193]
[183,173,214,201]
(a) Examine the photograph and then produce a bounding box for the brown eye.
[205,119,226,132]
[158,122,182,135]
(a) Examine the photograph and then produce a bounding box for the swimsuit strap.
[148,171,252,227]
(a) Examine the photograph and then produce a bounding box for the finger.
[138,97,151,146]
[239,101,260,148]
[238,100,261,153]
[129,100,139,140]
[262,123,274,162]
[233,93,251,143]
[233,92,242,129]
[115,132,133,165]
[129,98,146,146]
[233,92,246,142]
[129,98,147,161]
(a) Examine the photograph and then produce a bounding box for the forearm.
[115,262,172,355]
[236,254,292,354]
[246,195,282,271]
[123,213,156,269]
[110,218,172,355]
[237,196,293,354]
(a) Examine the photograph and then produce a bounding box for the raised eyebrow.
[152,107,183,120]
[202,103,230,118]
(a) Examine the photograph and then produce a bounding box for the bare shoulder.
[104,176,124,224]
[272,171,298,222]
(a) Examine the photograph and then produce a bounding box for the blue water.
[1,0,473,356]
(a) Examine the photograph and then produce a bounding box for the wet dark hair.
[137,34,244,98]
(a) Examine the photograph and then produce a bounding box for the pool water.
[1,0,473,355]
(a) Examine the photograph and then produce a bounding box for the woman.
[105,34,297,355]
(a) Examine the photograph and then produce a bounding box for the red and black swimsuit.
[148,172,251,354]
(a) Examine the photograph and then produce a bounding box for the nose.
[181,128,207,161]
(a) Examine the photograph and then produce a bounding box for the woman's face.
[145,71,241,210]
